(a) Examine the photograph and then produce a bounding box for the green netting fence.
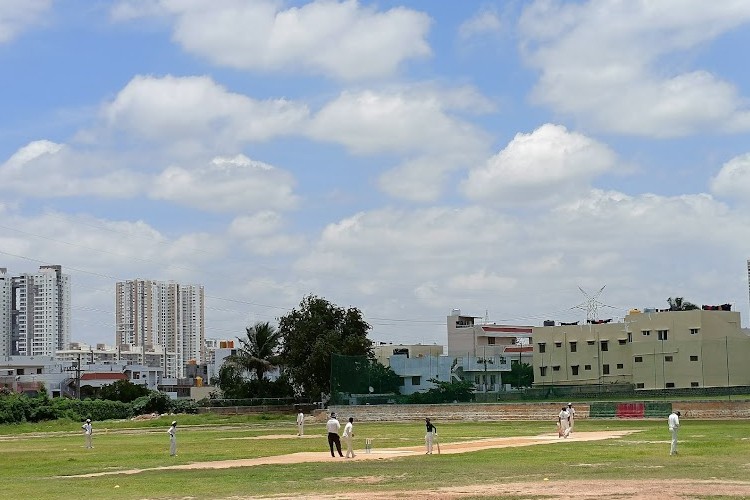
[330,353,400,405]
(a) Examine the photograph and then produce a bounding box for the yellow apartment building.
[532,309,750,390]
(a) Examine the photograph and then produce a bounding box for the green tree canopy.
[98,379,150,403]
[229,321,282,381]
[508,361,534,388]
[667,297,699,311]
[278,295,372,400]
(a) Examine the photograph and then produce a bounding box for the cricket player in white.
[343,417,355,458]
[82,419,93,449]
[297,411,305,436]
[168,421,177,456]
[567,403,576,434]
[668,410,681,455]
[558,406,570,438]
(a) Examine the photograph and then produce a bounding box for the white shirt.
[326,418,340,433]
[168,426,176,437]
[343,422,353,438]
[82,423,92,435]
[568,406,576,418]
[668,412,680,430]
[558,409,570,423]
[297,412,304,425]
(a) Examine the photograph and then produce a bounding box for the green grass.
[1,415,748,499]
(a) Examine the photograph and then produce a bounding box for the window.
[691,382,700,387]
[474,375,480,384]
[552,365,560,372]
[538,343,546,353]
[634,356,643,363]
[666,382,675,388]
[665,356,673,362]
[571,365,579,375]
[540,366,548,376]
[584,364,592,371]
[690,355,698,361]
[690,328,700,335]
[642,330,651,336]
[554,342,562,348]
[617,363,624,369]
[587,340,595,345]
[569,342,577,352]
[636,383,645,389]
[490,375,496,385]
[658,330,669,341]
[618,339,627,345]
[602,364,610,375]
[600,341,609,351]
[411,376,421,385]
[627,332,632,343]
[487,337,495,345]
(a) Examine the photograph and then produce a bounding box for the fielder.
[567,403,576,434]
[296,411,305,436]
[558,406,570,438]
[168,421,177,456]
[424,418,437,454]
[343,417,355,458]
[668,410,681,455]
[81,418,93,449]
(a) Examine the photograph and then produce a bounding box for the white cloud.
[99,75,309,154]
[0,140,145,198]
[308,88,490,155]
[0,0,51,43]
[459,8,503,39]
[462,124,617,205]
[710,153,750,202]
[308,87,492,201]
[111,0,432,80]
[150,154,299,213]
[519,0,750,136]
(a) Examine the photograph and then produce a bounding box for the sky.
[2,0,750,350]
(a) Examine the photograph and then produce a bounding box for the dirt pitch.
[63,430,750,498]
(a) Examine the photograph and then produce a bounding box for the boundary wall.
[323,400,750,422]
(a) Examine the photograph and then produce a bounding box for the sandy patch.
[219,434,322,440]
[242,479,750,499]
[61,430,637,478]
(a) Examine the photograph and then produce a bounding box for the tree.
[98,379,150,403]
[667,297,699,311]
[408,378,475,404]
[508,361,534,388]
[229,321,282,381]
[278,295,372,399]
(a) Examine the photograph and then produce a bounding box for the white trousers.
[85,434,92,449]
[670,428,678,455]
[297,422,304,435]
[425,431,434,453]
[344,435,354,457]
[170,436,177,456]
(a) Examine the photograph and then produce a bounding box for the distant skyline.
[1,1,750,348]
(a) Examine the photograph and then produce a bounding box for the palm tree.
[228,321,282,381]
[667,297,699,311]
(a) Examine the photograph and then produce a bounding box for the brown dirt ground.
[63,430,750,498]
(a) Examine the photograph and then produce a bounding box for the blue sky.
[2,0,750,348]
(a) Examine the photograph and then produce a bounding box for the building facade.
[115,279,204,377]
[2,265,72,357]
[532,309,750,390]
[447,309,532,391]
[373,343,444,367]
[0,269,11,358]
